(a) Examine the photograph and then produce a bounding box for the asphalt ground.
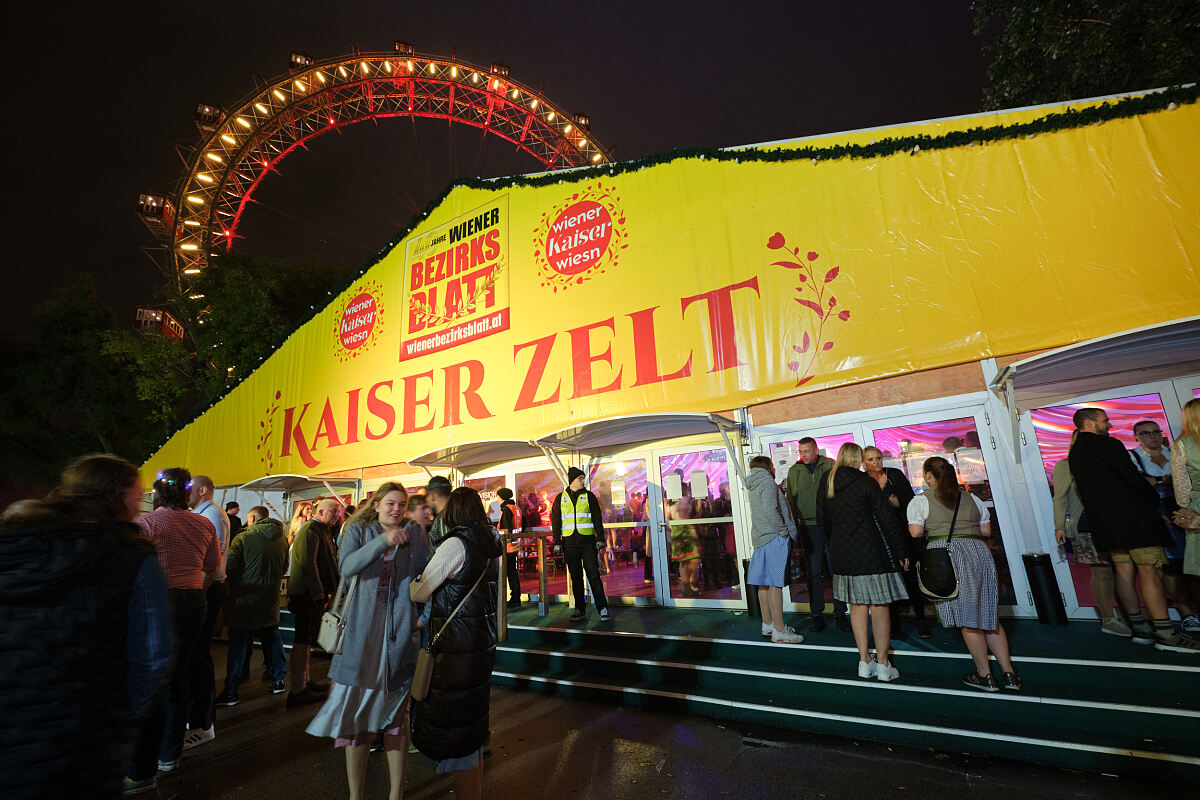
[142,643,1185,800]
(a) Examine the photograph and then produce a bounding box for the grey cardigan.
[748,466,798,548]
[327,519,429,691]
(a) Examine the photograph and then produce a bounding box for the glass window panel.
[1030,393,1170,485]
[462,475,505,522]
[769,433,857,473]
[659,449,741,601]
[587,459,652,599]
[873,417,1016,605]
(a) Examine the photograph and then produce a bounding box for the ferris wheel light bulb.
[236,117,251,129]
[255,103,269,114]
[273,89,287,102]
[205,153,223,163]
[221,134,236,144]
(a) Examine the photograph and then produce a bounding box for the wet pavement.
[151,645,1182,800]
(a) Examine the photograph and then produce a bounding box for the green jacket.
[785,455,835,525]
[225,518,288,630]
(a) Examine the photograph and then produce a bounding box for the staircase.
[492,606,1200,786]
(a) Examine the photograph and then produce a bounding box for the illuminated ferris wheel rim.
[168,48,610,277]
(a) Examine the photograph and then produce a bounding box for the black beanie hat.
[497,487,514,501]
[566,467,586,484]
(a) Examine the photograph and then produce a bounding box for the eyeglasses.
[1134,430,1162,436]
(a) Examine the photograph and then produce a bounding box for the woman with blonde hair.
[1053,431,1125,635]
[306,482,428,800]
[1171,399,1200,576]
[288,501,313,547]
[817,442,909,681]
[909,457,1019,692]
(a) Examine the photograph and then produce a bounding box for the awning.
[407,440,545,474]
[407,413,748,488]
[237,474,360,496]
[990,315,1200,413]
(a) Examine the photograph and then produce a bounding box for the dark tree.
[973,0,1200,109]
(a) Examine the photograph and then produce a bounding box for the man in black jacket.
[1069,407,1199,653]
[552,467,610,623]
[498,488,523,608]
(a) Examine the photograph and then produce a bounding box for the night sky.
[5,1,984,336]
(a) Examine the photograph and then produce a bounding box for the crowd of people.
[0,461,504,800]
[744,401,1200,689]
[3,400,1197,797]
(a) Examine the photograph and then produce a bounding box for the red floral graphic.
[256,390,282,470]
[768,233,852,386]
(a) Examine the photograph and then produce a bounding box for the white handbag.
[317,575,358,655]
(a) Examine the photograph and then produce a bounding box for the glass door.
[650,444,745,608]
[864,411,1022,610]
[758,423,870,613]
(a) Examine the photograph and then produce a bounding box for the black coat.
[1069,431,1171,552]
[817,467,907,576]
[0,519,156,800]
[411,520,503,761]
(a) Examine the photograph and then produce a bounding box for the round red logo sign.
[339,293,377,350]
[545,200,613,276]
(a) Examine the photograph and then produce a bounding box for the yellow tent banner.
[143,97,1200,485]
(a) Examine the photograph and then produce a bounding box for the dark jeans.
[506,551,521,601]
[187,580,228,732]
[563,535,608,612]
[224,626,286,694]
[128,688,167,781]
[161,588,207,763]
[804,524,847,618]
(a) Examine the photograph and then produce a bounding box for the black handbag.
[916,494,960,601]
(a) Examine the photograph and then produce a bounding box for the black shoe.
[569,608,586,623]
[1001,672,1022,691]
[809,614,826,632]
[271,680,286,694]
[215,690,239,707]
[286,688,326,708]
[834,616,852,633]
[507,598,522,609]
[961,670,999,692]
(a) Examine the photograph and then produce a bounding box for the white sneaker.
[857,656,877,679]
[771,626,805,644]
[182,725,215,750]
[876,662,900,682]
[599,608,610,621]
[1182,615,1200,633]
[761,623,773,638]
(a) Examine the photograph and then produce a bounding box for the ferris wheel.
[137,42,610,286]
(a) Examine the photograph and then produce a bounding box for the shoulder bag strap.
[946,494,961,543]
[428,561,488,649]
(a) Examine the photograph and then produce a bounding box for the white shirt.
[410,537,467,603]
[1130,445,1171,478]
[906,493,990,527]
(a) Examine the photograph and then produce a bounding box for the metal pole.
[537,535,549,616]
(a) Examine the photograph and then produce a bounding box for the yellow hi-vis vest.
[560,491,596,537]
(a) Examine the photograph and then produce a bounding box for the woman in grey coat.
[745,455,804,644]
[307,482,428,800]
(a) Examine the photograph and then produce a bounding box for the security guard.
[551,467,610,622]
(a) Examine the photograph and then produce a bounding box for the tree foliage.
[171,251,352,391]
[973,0,1200,109]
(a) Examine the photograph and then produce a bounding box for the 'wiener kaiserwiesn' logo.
[333,279,385,361]
[532,182,627,292]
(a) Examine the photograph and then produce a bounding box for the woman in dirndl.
[306,482,428,800]
[908,457,1020,693]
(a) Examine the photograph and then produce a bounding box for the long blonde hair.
[349,482,409,528]
[825,442,864,498]
[287,500,312,544]
[1183,398,1200,438]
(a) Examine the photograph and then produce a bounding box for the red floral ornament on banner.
[257,391,282,470]
[768,232,852,386]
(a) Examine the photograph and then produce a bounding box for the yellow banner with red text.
[143,99,1200,486]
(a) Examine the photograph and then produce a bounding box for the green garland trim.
[150,83,1200,459]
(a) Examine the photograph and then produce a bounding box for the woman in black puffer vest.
[817,443,909,683]
[410,487,502,800]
